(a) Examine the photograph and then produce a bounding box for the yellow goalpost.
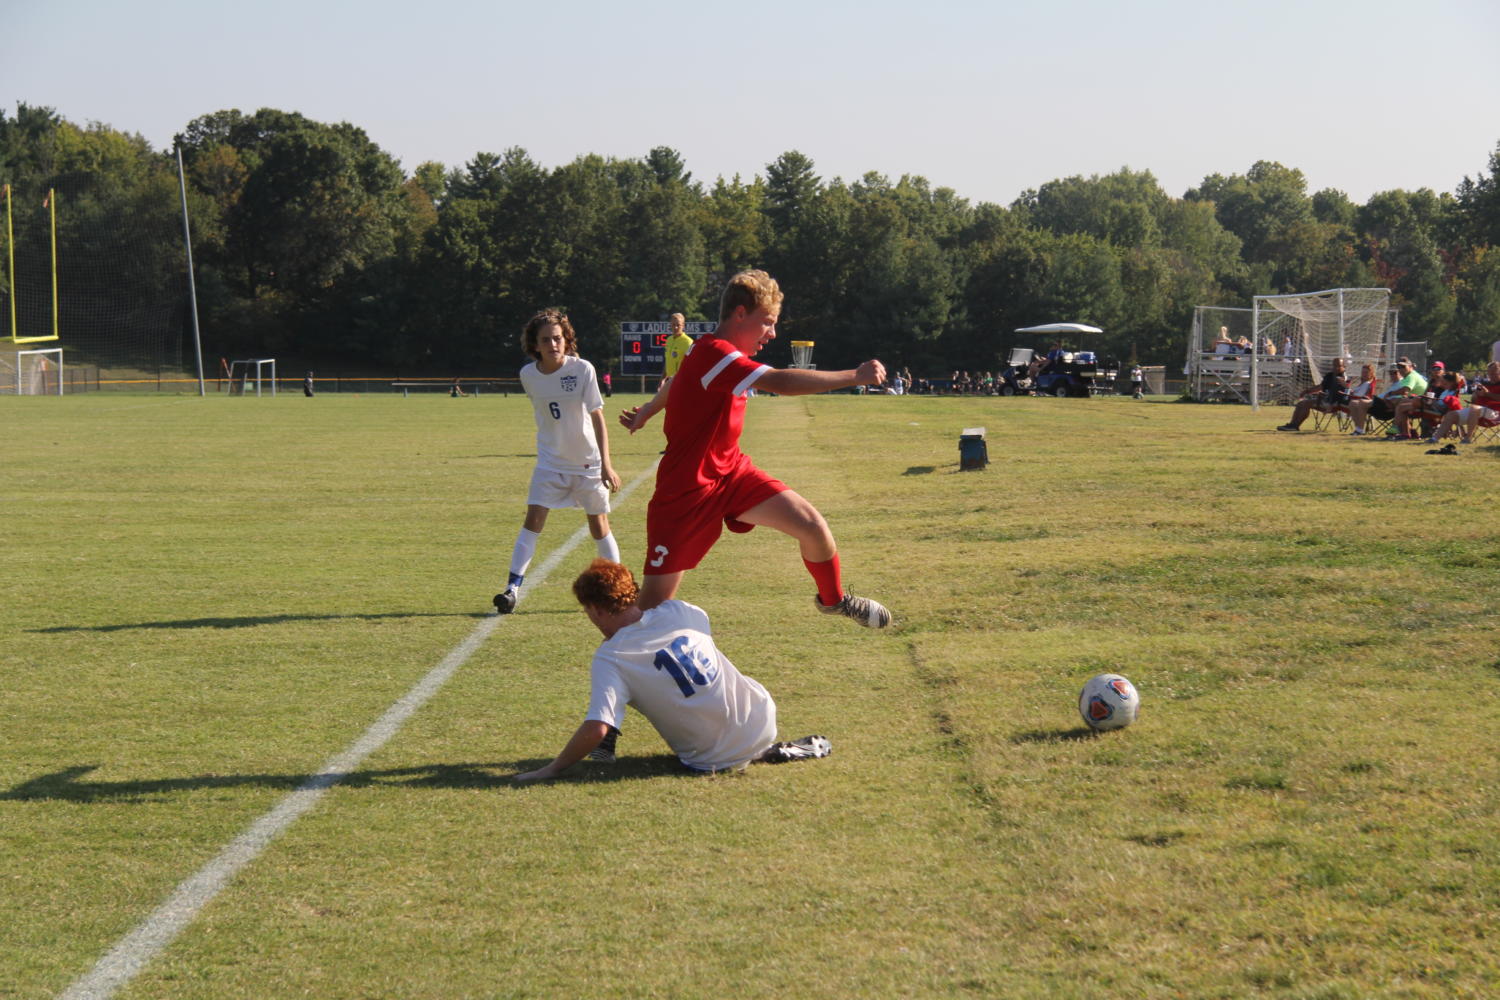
[4,183,60,344]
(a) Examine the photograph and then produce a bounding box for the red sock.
[804,553,842,607]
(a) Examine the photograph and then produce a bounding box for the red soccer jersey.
[657,336,771,499]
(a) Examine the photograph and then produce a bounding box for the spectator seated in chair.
[1430,361,1500,444]
[1348,360,1426,435]
[1276,357,1349,432]
[1394,369,1462,440]
[1346,363,1378,406]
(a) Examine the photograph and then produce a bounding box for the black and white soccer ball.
[1079,673,1139,731]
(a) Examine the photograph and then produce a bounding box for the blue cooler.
[959,427,988,470]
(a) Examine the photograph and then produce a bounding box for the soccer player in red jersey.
[619,270,891,627]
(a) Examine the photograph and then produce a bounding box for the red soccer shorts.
[643,458,786,575]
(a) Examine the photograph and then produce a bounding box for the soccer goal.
[2,347,64,395]
[1252,288,1395,410]
[1187,289,1398,409]
[228,358,277,397]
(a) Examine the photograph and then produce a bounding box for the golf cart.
[1002,323,1120,397]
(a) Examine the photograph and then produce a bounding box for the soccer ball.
[1078,673,1139,731]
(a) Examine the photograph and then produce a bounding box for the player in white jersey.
[514,560,832,780]
[495,310,622,615]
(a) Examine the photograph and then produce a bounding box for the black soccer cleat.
[587,726,620,763]
[493,587,518,614]
[761,735,832,763]
[815,591,892,629]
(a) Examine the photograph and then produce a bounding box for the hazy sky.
[6,0,1498,206]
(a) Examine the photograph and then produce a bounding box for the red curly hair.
[572,559,639,614]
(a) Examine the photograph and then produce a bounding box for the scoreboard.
[618,321,716,376]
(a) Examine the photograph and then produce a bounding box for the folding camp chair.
[1311,403,1351,433]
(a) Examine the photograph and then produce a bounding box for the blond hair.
[521,309,578,361]
[718,270,784,322]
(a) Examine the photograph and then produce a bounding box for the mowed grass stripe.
[56,459,660,1000]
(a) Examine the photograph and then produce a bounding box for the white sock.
[595,532,620,563]
[508,528,540,587]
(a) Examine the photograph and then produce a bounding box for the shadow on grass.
[30,611,494,633]
[2,757,696,802]
[1009,727,1101,744]
[902,465,936,476]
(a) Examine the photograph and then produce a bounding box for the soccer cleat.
[816,591,892,629]
[587,726,619,763]
[493,587,519,614]
[762,735,832,763]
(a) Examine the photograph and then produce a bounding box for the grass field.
[3,391,1497,999]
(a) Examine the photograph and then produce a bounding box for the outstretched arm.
[756,359,886,397]
[515,720,610,782]
[619,378,672,434]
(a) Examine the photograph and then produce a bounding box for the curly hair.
[521,308,579,361]
[718,270,784,322]
[572,559,639,614]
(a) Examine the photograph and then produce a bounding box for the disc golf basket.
[790,340,816,370]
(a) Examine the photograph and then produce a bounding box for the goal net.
[1253,288,1395,406]
[1187,290,1398,406]
[227,358,276,396]
[3,347,64,394]
[2,180,191,384]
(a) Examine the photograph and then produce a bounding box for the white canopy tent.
[1014,323,1104,336]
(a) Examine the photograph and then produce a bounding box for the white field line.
[59,461,658,1000]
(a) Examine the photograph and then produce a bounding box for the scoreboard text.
[618,321,716,376]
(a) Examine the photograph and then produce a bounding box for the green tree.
[1358,188,1458,354]
[1450,246,1500,364]
[1187,161,1314,275]
[699,174,770,300]
[1454,140,1500,249]
[764,150,821,242]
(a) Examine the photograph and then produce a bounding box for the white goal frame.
[1186,290,1398,410]
[228,358,277,397]
[6,347,64,395]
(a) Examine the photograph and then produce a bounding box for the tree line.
[3,102,1499,376]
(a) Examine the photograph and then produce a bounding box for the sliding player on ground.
[514,559,831,780]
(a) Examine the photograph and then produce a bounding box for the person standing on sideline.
[494,309,622,615]
[619,269,891,628]
[662,313,695,390]
[601,370,612,398]
[303,371,315,397]
[513,559,832,780]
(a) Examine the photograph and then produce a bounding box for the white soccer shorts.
[527,467,611,515]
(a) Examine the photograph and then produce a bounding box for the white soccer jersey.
[520,356,605,474]
[586,601,777,772]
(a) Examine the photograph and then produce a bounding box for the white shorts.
[1459,405,1498,423]
[527,467,611,515]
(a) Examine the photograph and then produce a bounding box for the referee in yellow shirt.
[662,313,695,388]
